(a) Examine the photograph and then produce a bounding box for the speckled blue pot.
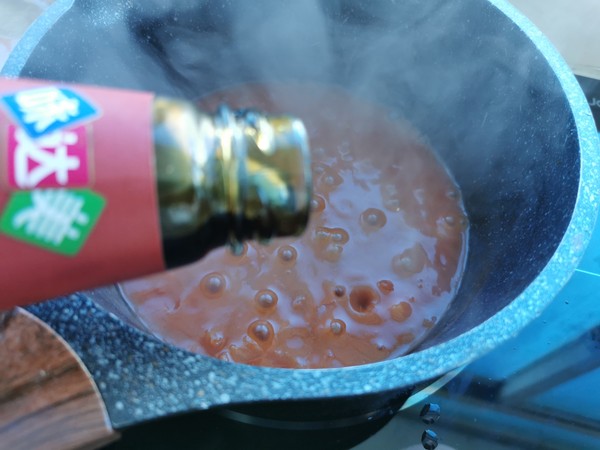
[4,1,599,449]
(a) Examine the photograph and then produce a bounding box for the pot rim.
[5,0,599,411]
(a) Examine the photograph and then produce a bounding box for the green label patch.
[0,189,105,255]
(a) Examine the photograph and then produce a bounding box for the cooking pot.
[3,0,599,448]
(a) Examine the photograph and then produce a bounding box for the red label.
[7,124,91,188]
[0,78,164,309]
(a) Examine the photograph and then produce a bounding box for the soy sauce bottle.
[0,78,311,309]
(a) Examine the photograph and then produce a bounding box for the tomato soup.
[122,84,468,369]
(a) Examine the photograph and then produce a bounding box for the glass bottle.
[0,78,311,309]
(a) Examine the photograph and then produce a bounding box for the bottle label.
[0,188,106,255]
[0,78,164,309]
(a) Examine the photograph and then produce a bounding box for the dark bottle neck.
[151,98,312,268]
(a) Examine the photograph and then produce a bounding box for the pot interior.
[16,0,581,356]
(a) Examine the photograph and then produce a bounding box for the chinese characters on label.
[7,125,90,189]
[1,85,103,255]
[1,86,99,138]
[0,189,106,255]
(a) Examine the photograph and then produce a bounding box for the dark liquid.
[122,83,468,369]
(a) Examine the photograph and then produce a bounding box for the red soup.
[122,83,469,369]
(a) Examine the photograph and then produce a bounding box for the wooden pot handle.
[0,308,119,450]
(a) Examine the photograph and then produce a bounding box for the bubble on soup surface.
[438,214,468,236]
[315,226,349,244]
[377,280,394,294]
[200,273,226,298]
[360,208,387,232]
[255,289,278,310]
[203,329,226,353]
[330,319,346,335]
[392,244,428,277]
[349,286,379,313]
[310,195,326,213]
[333,285,346,297]
[324,175,335,186]
[322,243,344,263]
[343,287,383,326]
[390,302,413,323]
[248,320,274,346]
[319,170,343,190]
[230,338,264,363]
[277,245,297,264]
[332,228,349,244]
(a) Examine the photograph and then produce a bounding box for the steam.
[143,0,569,169]
[229,1,334,83]
[144,0,575,281]
[50,0,576,342]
